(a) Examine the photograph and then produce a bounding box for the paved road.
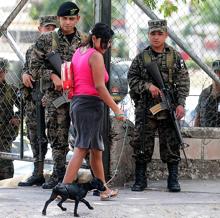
[1,179,220,218]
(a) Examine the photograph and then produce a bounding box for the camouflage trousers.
[131,108,180,164]
[25,99,48,163]
[0,124,18,180]
[45,101,70,179]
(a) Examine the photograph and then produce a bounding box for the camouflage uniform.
[0,58,19,180]
[195,60,220,127]
[30,27,81,188]
[128,20,190,192]
[19,45,48,186]
[23,46,48,164]
[128,44,190,163]
[18,16,57,187]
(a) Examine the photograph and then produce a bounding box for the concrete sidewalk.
[0,179,220,218]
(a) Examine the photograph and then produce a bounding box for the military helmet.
[212,60,220,72]
[0,57,9,72]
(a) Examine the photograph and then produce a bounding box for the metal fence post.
[0,0,29,37]
[100,0,112,180]
[94,0,101,23]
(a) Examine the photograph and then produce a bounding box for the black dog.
[42,177,106,217]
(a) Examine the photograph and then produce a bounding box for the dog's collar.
[64,185,70,199]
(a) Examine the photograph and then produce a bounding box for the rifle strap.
[142,51,151,65]
[166,47,174,84]
[52,29,60,51]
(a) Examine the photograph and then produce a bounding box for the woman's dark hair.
[81,22,114,49]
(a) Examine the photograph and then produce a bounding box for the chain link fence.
[0,0,219,177]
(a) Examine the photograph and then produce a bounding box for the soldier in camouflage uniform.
[194,60,220,127]
[18,16,57,186]
[30,2,82,189]
[128,20,190,192]
[0,58,20,180]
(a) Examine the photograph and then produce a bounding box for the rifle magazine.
[52,94,71,108]
[149,102,167,115]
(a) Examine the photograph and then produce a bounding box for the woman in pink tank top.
[62,23,125,200]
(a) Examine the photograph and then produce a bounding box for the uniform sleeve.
[127,53,152,96]
[29,33,53,81]
[174,52,190,107]
[22,47,32,75]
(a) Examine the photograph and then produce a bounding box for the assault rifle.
[31,79,47,161]
[46,51,70,108]
[145,62,189,166]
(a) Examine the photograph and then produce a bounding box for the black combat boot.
[0,160,14,180]
[18,174,45,186]
[167,163,181,192]
[42,167,65,189]
[131,161,147,191]
[42,173,60,189]
[18,162,45,186]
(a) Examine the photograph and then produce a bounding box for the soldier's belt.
[52,93,71,108]
[149,102,167,115]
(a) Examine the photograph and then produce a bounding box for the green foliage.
[29,0,64,19]
[177,0,220,39]
[28,0,94,32]
[159,0,178,17]
[132,0,205,17]
[186,58,212,70]
[142,0,157,10]
[29,2,43,20]
[112,34,129,58]
[112,0,125,19]
[193,0,220,25]
[185,59,200,70]
[75,0,94,32]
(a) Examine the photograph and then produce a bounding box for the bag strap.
[166,46,175,83]
[52,29,60,51]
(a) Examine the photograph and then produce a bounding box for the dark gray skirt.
[70,95,104,151]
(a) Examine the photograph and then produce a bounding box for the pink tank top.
[71,47,109,96]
